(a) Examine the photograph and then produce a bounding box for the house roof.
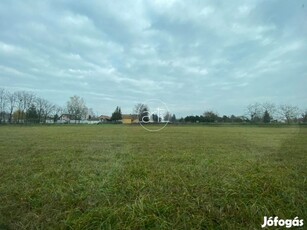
[99,115,111,119]
[59,114,75,119]
[60,113,70,116]
[122,114,138,119]
[88,118,100,121]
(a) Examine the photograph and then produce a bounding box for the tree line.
[0,89,91,124]
[0,88,306,124]
[111,102,306,124]
[181,102,307,124]
[0,89,59,124]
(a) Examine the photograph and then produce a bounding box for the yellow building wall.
[122,118,132,124]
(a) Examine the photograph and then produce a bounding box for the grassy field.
[0,125,306,229]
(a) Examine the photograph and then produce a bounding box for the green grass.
[0,125,306,229]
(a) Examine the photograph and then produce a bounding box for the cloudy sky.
[0,0,306,117]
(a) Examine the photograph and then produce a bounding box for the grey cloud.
[0,0,306,117]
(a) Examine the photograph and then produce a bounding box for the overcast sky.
[0,0,306,117]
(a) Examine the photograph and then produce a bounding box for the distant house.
[99,115,111,123]
[58,114,75,123]
[122,114,139,124]
[45,118,54,124]
[84,117,100,124]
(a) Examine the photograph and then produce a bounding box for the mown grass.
[0,125,306,229]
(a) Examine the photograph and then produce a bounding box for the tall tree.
[163,112,172,122]
[44,101,55,123]
[263,110,271,123]
[15,91,36,123]
[279,104,300,124]
[203,111,218,122]
[262,102,276,121]
[35,97,45,123]
[13,110,25,122]
[26,104,39,123]
[35,97,55,123]
[111,106,122,121]
[7,91,17,123]
[302,111,307,123]
[15,92,23,123]
[134,103,149,122]
[152,113,159,122]
[0,88,6,123]
[152,113,162,122]
[221,115,231,122]
[53,114,59,123]
[171,114,176,123]
[67,95,87,123]
[55,106,64,117]
[247,103,263,122]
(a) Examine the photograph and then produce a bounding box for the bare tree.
[0,88,6,123]
[15,91,23,123]
[279,104,300,124]
[134,103,144,114]
[6,91,17,123]
[53,105,64,123]
[14,91,36,123]
[22,91,36,117]
[134,103,149,122]
[67,95,87,123]
[42,100,55,123]
[247,103,263,122]
[33,97,55,123]
[55,105,64,116]
[35,97,45,123]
